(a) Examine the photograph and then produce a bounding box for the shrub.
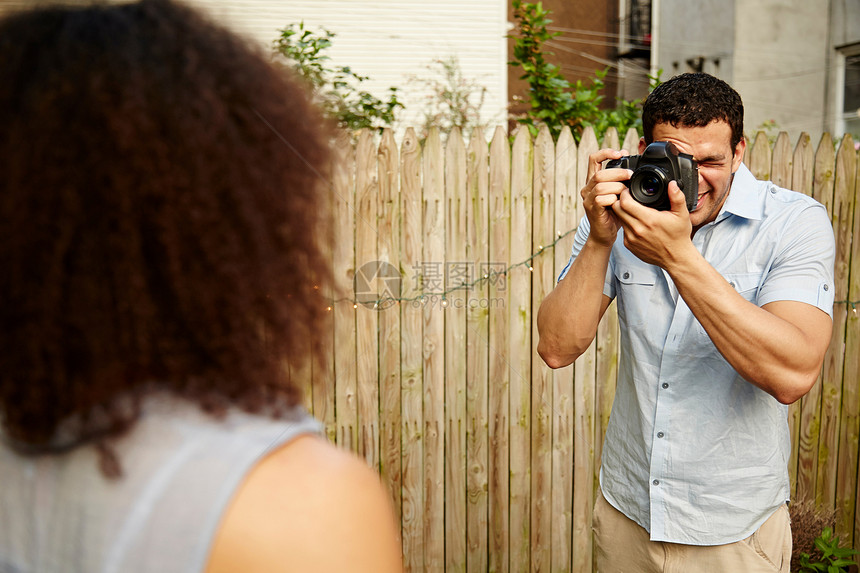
[508,0,651,142]
[273,22,402,132]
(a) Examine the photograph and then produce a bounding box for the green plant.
[273,22,402,131]
[751,118,781,145]
[508,0,648,142]
[408,55,493,139]
[797,527,858,573]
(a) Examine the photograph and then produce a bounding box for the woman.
[0,1,402,572]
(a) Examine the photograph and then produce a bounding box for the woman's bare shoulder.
[205,434,403,573]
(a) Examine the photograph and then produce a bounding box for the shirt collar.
[715,163,763,223]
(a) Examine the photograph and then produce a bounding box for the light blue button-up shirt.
[559,164,835,545]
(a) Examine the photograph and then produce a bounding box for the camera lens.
[629,166,670,209]
[639,175,661,197]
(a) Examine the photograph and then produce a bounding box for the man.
[537,73,835,572]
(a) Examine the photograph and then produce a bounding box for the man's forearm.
[537,237,613,369]
[668,246,831,404]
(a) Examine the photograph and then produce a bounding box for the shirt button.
[657,432,665,438]
[623,271,630,279]
[662,383,669,389]
[652,479,660,486]
[824,284,829,291]
[729,281,736,289]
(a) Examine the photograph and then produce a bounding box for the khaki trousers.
[593,489,792,573]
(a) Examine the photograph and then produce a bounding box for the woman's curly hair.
[0,0,334,454]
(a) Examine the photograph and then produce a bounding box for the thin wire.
[330,225,574,308]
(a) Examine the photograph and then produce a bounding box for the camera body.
[606,141,698,212]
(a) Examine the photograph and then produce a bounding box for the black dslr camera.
[606,141,698,211]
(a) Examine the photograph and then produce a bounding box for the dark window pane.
[845,54,860,113]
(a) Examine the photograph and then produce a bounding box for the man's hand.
[581,149,632,248]
[611,179,695,270]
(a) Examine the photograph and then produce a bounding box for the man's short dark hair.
[642,73,744,151]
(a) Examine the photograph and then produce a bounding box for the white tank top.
[0,394,322,573]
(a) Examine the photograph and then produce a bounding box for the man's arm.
[613,183,832,404]
[536,238,613,368]
[537,148,629,369]
[670,254,831,404]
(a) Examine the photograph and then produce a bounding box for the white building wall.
[732,0,829,141]
[184,0,510,134]
[655,0,832,142]
[0,0,510,135]
[655,0,735,81]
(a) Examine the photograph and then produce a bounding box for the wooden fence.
[306,124,860,572]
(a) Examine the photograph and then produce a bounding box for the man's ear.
[731,137,746,173]
[638,137,647,154]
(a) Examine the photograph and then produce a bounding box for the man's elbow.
[772,370,820,405]
[537,338,579,369]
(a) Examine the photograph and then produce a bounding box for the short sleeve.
[757,203,835,317]
[556,215,616,300]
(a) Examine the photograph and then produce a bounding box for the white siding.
[0,0,509,135]
[184,0,510,133]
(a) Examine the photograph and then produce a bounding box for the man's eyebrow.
[695,153,727,163]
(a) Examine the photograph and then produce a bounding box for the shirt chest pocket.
[694,272,761,340]
[614,262,659,327]
[724,272,761,304]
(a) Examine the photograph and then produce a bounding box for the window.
[839,46,860,137]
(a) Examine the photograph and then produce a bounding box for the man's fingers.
[593,193,619,208]
[587,148,628,180]
[667,181,690,214]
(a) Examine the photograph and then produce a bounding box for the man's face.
[640,120,745,233]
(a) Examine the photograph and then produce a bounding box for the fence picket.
[355,130,380,467]
[848,145,860,551]
[833,135,858,543]
[572,126,598,573]
[747,131,772,180]
[332,132,358,453]
[487,126,511,573]
[551,126,577,573]
[445,127,468,572]
[465,127,490,573]
[531,124,556,572]
[313,139,336,443]
[622,127,640,156]
[816,135,854,510]
[399,128,424,573]
[378,128,402,523]
[422,127,446,571]
[771,131,792,189]
[509,126,533,572]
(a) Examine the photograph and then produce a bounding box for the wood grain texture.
[487,126,511,573]
[465,127,490,573]
[399,128,424,573]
